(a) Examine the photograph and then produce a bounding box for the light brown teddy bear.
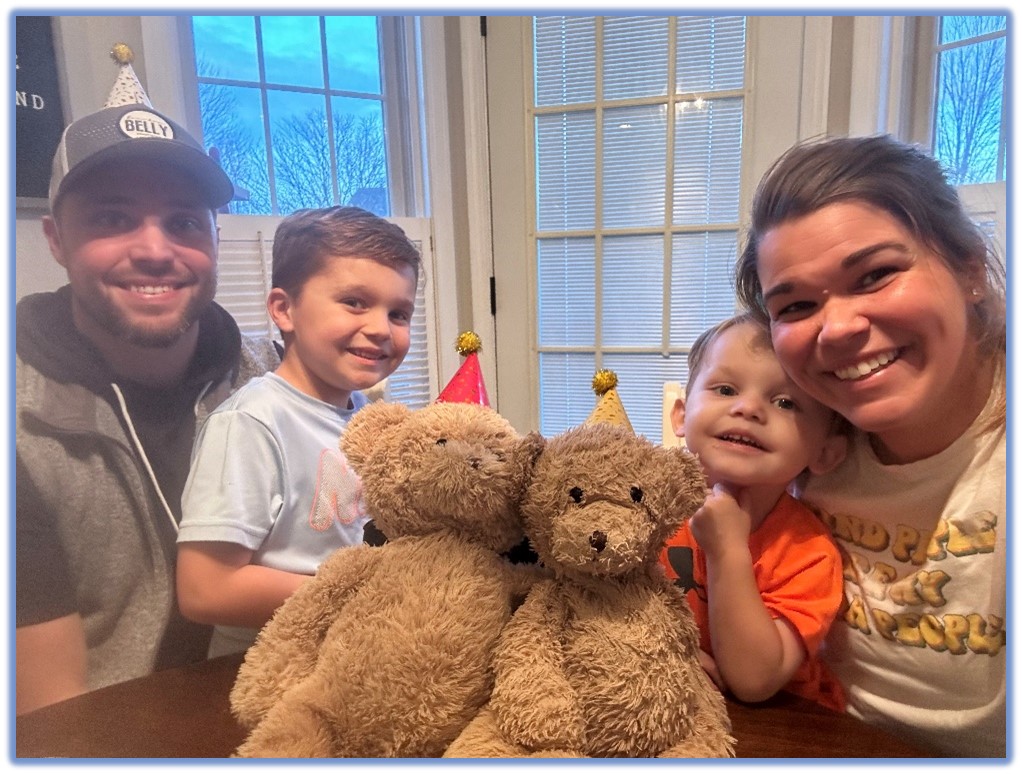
[229,399,543,757]
[445,417,736,758]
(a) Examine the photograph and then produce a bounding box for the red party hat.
[435,331,491,406]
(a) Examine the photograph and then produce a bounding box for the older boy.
[176,206,421,656]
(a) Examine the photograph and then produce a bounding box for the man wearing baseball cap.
[15,44,279,714]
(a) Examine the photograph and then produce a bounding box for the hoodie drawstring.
[111,383,179,536]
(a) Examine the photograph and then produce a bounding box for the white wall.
[15,210,65,300]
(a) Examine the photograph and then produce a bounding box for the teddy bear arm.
[656,693,736,759]
[503,561,548,605]
[490,585,586,751]
[653,585,736,758]
[230,545,380,728]
[654,658,736,758]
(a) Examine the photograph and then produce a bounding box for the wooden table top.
[15,652,927,759]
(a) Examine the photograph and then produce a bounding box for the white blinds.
[214,219,434,409]
[532,15,747,439]
[215,233,276,340]
[383,262,432,410]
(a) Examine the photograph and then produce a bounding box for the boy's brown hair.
[271,206,421,297]
[685,312,760,395]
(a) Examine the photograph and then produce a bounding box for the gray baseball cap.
[48,43,233,211]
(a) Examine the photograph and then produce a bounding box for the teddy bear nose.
[469,457,482,470]
[589,530,607,552]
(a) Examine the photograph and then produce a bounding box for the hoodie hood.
[16,285,243,396]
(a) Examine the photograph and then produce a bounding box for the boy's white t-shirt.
[178,372,370,656]
[800,386,1006,758]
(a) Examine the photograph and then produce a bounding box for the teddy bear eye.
[630,486,643,503]
[569,487,584,504]
[436,438,447,446]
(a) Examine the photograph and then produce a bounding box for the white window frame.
[485,15,828,433]
[849,14,1008,157]
[176,16,421,217]
[141,14,468,405]
[850,16,1007,257]
[903,15,1008,183]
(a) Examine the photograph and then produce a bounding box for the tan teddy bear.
[445,374,735,758]
[229,398,543,757]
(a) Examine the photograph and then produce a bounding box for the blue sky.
[192,15,382,134]
[192,14,380,93]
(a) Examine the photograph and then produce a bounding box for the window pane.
[192,14,393,215]
[673,96,743,225]
[676,16,746,93]
[332,97,389,214]
[539,352,597,436]
[935,37,1005,184]
[192,16,259,81]
[940,15,1006,45]
[669,231,738,347]
[536,112,596,230]
[192,15,432,410]
[534,16,597,106]
[267,90,332,213]
[603,352,683,441]
[538,237,596,347]
[602,105,667,229]
[602,235,664,347]
[262,16,324,88]
[604,16,669,100]
[198,83,270,215]
[325,16,381,94]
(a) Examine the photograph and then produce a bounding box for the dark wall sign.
[16,15,66,201]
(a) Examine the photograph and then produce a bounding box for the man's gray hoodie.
[16,286,279,691]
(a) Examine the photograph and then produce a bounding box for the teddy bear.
[229,398,544,757]
[444,414,736,758]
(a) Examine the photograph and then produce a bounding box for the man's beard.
[121,305,205,347]
[79,281,216,349]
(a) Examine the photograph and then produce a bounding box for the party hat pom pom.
[110,43,134,65]
[104,41,151,108]
[591,369,618,397]
[455,330,482,357]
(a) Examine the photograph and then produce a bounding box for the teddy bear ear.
[520,431,546,467]
[507,431,546,491]
[342,401,411,466]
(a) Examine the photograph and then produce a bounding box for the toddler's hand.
[688,483,753,559]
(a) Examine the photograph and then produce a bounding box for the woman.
[733,134,1006,758]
